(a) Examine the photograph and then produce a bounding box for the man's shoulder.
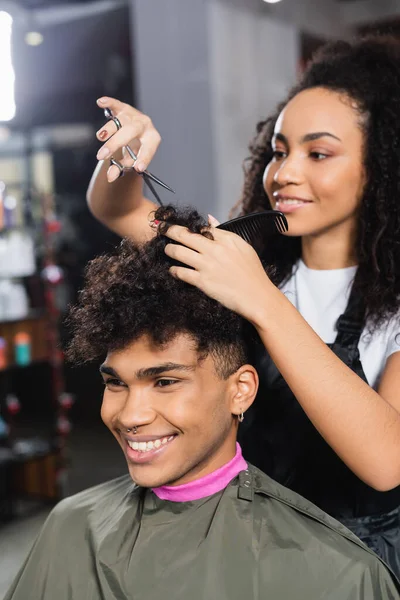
[249,465,399,587]
[50,474,136,524]
[251,465,357,539]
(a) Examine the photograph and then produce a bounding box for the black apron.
[239,285,400,577]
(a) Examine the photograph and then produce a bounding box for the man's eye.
[103,378,124,388]
[156,379,178,388]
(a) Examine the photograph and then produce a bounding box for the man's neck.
[152,443,247,502]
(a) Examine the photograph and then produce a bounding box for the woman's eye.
[272,150,287,160]
[156,379,178,388]
[310,151,329,160]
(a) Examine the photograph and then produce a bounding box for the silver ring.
[112,116,122,130]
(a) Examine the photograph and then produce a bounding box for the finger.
[169,266,201,287]
[206,226,243,245]
[164,243,203,270]
[208,214,220,227]
[164,225,213,253]
[97,96,126,115]
[97,97,145,122]
[107,164,123,183]
[96,120,120,142]
[134,129,162,173]
[109,144,141,170]
[149,219,160,230]
[96,124,146,161]
[118,153,136,169]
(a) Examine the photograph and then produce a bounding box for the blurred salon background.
[0,0,399,595]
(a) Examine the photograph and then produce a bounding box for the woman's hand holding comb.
[163,223,276,325]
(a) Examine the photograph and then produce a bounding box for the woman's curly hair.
[66,205,258,378]
[235,35,400,330]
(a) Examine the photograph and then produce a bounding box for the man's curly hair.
[66,206,258,379]
[234,35,400,331]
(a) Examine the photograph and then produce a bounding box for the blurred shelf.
[0,309,45,326]
[0,313,49,366]
[0,359,50,374]
[0,274,38,281]
[0,224,36,234]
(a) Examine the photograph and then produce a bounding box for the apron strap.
[333,282,365,346]
[331,282,369,379]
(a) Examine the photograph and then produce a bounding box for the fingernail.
[208,214,219,226]
[107,166,119,182]
[97,147,110,160]
[150,219,160,229]
[97,130,108,140]
[97,97,108,104]
[135,161,146,173]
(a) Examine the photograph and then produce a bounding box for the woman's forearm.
[87,156,156,241]
[254,285,400,491]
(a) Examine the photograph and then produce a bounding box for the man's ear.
[229,364,258,419]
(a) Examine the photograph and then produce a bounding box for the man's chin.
[127,464,178,489]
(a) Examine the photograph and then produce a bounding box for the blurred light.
[25,31,44,46]
[0,12,15,122]
[0,126,10,143]
[4,196,17,211]
[262,0,282,3]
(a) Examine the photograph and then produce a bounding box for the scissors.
[103,107,174,206]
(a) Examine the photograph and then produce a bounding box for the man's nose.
[117,388,156,431]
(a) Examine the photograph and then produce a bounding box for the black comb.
[217,211,288,251]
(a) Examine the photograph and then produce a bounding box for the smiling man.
[5,206,400,600]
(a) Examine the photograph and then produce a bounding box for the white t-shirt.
[280,260,400,390]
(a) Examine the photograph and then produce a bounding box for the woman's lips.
[275,197,312,213]
[125,435,176,464]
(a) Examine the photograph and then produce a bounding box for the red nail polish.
[153,220,160,225]
[98,130,108,140]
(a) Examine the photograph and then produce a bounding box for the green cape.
[5,465,400,599]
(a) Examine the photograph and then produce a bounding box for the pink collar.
[152,443,247,502]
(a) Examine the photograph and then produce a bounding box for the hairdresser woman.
[87,37,400,575]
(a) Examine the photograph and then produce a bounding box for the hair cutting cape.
[5,465,400,600]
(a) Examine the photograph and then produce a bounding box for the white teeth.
[127,436,175,453]
[281,199,304,205]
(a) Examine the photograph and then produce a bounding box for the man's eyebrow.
[99,362,196,379]
[135,363,196,379]
[273,132,341,144]
[99,364,119,377]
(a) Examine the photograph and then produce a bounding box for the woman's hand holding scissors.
[95,97,162,183]
[95,97,174,205]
